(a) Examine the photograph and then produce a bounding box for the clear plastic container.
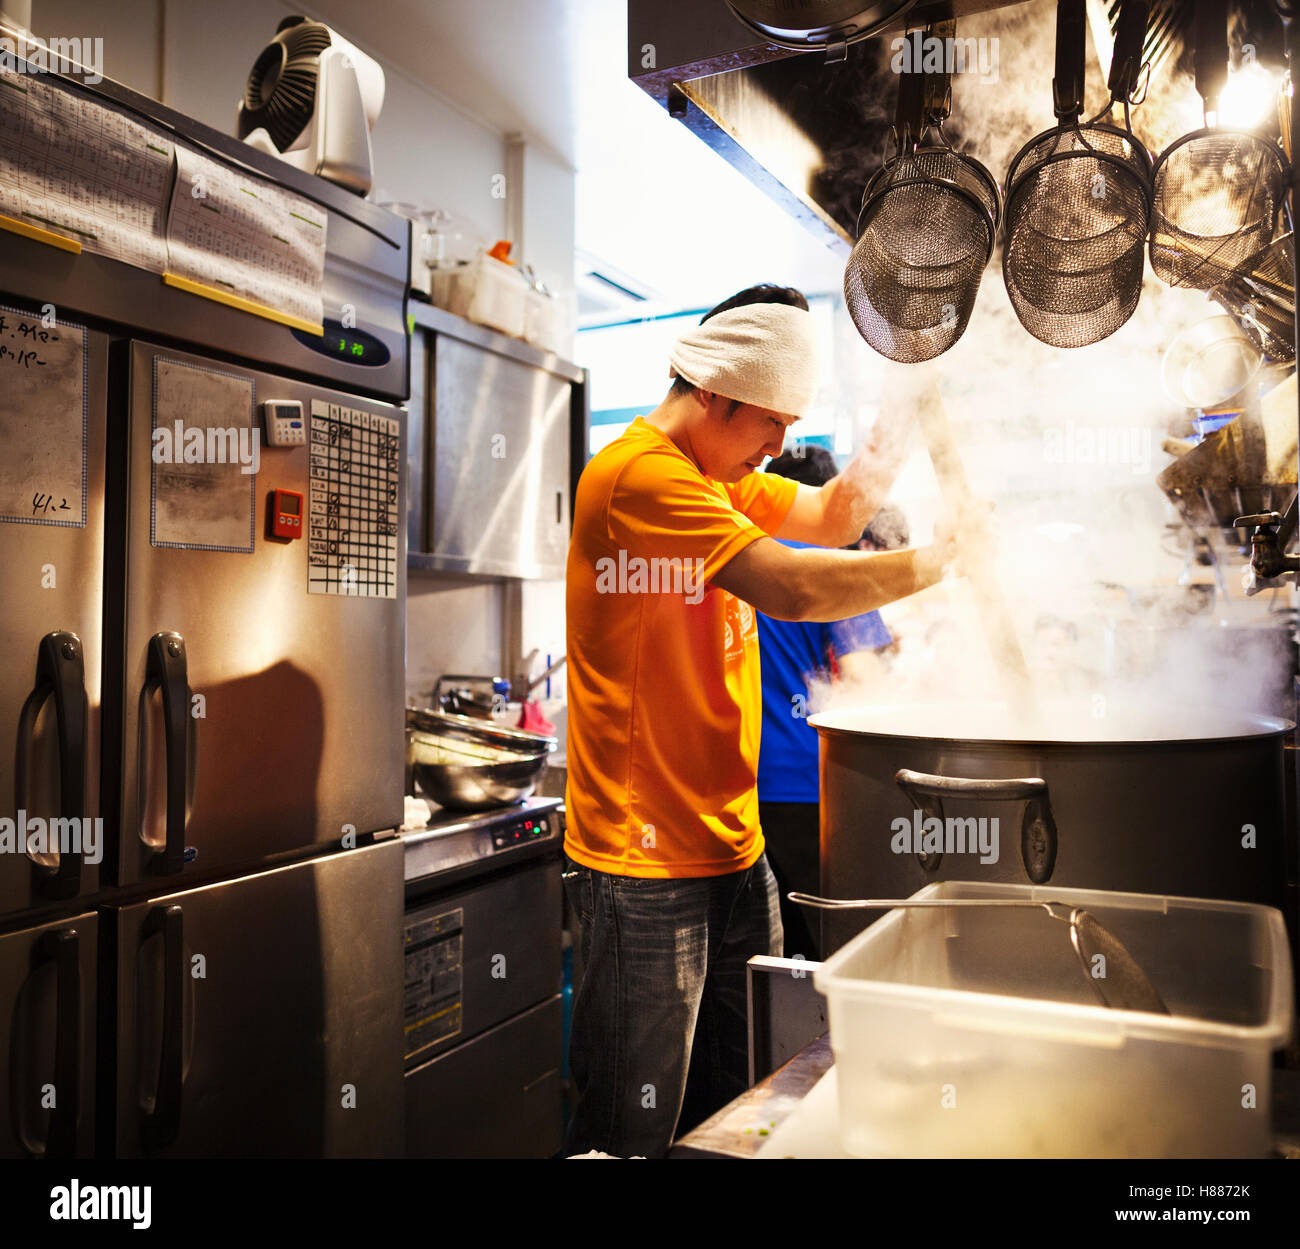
[523,286,563,353]
[428,265,464,316]
[813,880,1294,1158]
[423,210,482,267]
[430,251,527,338]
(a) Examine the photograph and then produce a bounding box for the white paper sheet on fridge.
[151,357,256,553]
[0,304,86,527]
[166,145,328,330]
[0,63,329,331]
[0,64,172,272]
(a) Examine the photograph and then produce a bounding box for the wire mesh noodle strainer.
[845,143,1000,363]
[1208,233,1296,363]
[1003,124,1152,346]
[843,24,1000,364]
[1149,0,1288,291]
[1001,0,1154,348]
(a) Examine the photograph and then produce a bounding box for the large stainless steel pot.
[811,701,1291,953]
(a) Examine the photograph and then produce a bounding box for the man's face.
[694,393,799,482]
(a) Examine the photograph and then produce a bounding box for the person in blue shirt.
[757,446,905,960]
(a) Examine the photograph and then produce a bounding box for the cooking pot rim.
[808,702,1294,746]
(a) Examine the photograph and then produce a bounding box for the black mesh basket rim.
[1003,150,1155,241]
[1148,129,1289,289]
[863,146,1003,208]
[1006,121,1155,186]
[857,179,999,262]
[857,148,1002,258]
[1151,126,1290,188]
[1005,121,1154,204]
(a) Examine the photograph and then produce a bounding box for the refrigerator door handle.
[140,904,184,1153]
[37,927,81,1158]
[13,927,82,1157]
[143,632,190,876]
[13,631,87,899]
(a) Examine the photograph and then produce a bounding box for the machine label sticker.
[150,357,256,552]
[307,398,399,598]
[404,906,464,1058]
[0,304,87,528]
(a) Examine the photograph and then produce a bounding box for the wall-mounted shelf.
[408,299,584,383]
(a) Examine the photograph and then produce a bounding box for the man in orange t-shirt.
[563,285,967,1158]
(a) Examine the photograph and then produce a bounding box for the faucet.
[1234,497,1300,594]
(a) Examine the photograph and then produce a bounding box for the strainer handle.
[893,45,925,151]
[1193,0,1228,116]
[1108,0,1149,104]
[1052,0,1086,123]
[922,20,954,126]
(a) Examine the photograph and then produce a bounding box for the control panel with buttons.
[400,800,563,885]
[491,814,552,851]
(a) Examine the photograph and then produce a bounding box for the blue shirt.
[756,540,892,804]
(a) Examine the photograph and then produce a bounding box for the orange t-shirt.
[564,417,798,877]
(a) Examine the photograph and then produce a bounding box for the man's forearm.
[787,545,944,621]
[712,532,951,622]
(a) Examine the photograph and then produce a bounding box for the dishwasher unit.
[400,796,564,1158]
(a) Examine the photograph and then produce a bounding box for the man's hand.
[919,497,994,583]
[775,406,913,548]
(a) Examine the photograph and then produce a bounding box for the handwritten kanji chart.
[307,399,399,598]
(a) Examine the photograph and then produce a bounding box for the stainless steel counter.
[669,1036,834,1159]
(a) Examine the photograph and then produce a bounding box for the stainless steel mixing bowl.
[405,705,556,810]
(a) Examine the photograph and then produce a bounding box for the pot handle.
[894,768,1058,884]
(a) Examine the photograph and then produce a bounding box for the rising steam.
[813,0,1296,733]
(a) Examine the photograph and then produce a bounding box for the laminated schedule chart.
[166,146,327,331]
[307,399,399,598]
[0,62,325,331]
[0,63,173,269]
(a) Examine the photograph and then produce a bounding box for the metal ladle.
[789,893,1169,1015]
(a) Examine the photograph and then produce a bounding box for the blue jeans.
[562,851,783,1158]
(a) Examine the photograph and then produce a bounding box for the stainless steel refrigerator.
[0,61,410,1157]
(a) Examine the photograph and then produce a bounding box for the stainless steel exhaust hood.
[628,0,1282,257]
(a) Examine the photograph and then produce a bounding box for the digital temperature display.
[291,319,391,368]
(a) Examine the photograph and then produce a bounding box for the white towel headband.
[668,303,821,417]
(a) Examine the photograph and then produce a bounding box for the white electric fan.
[236,16,384,196]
